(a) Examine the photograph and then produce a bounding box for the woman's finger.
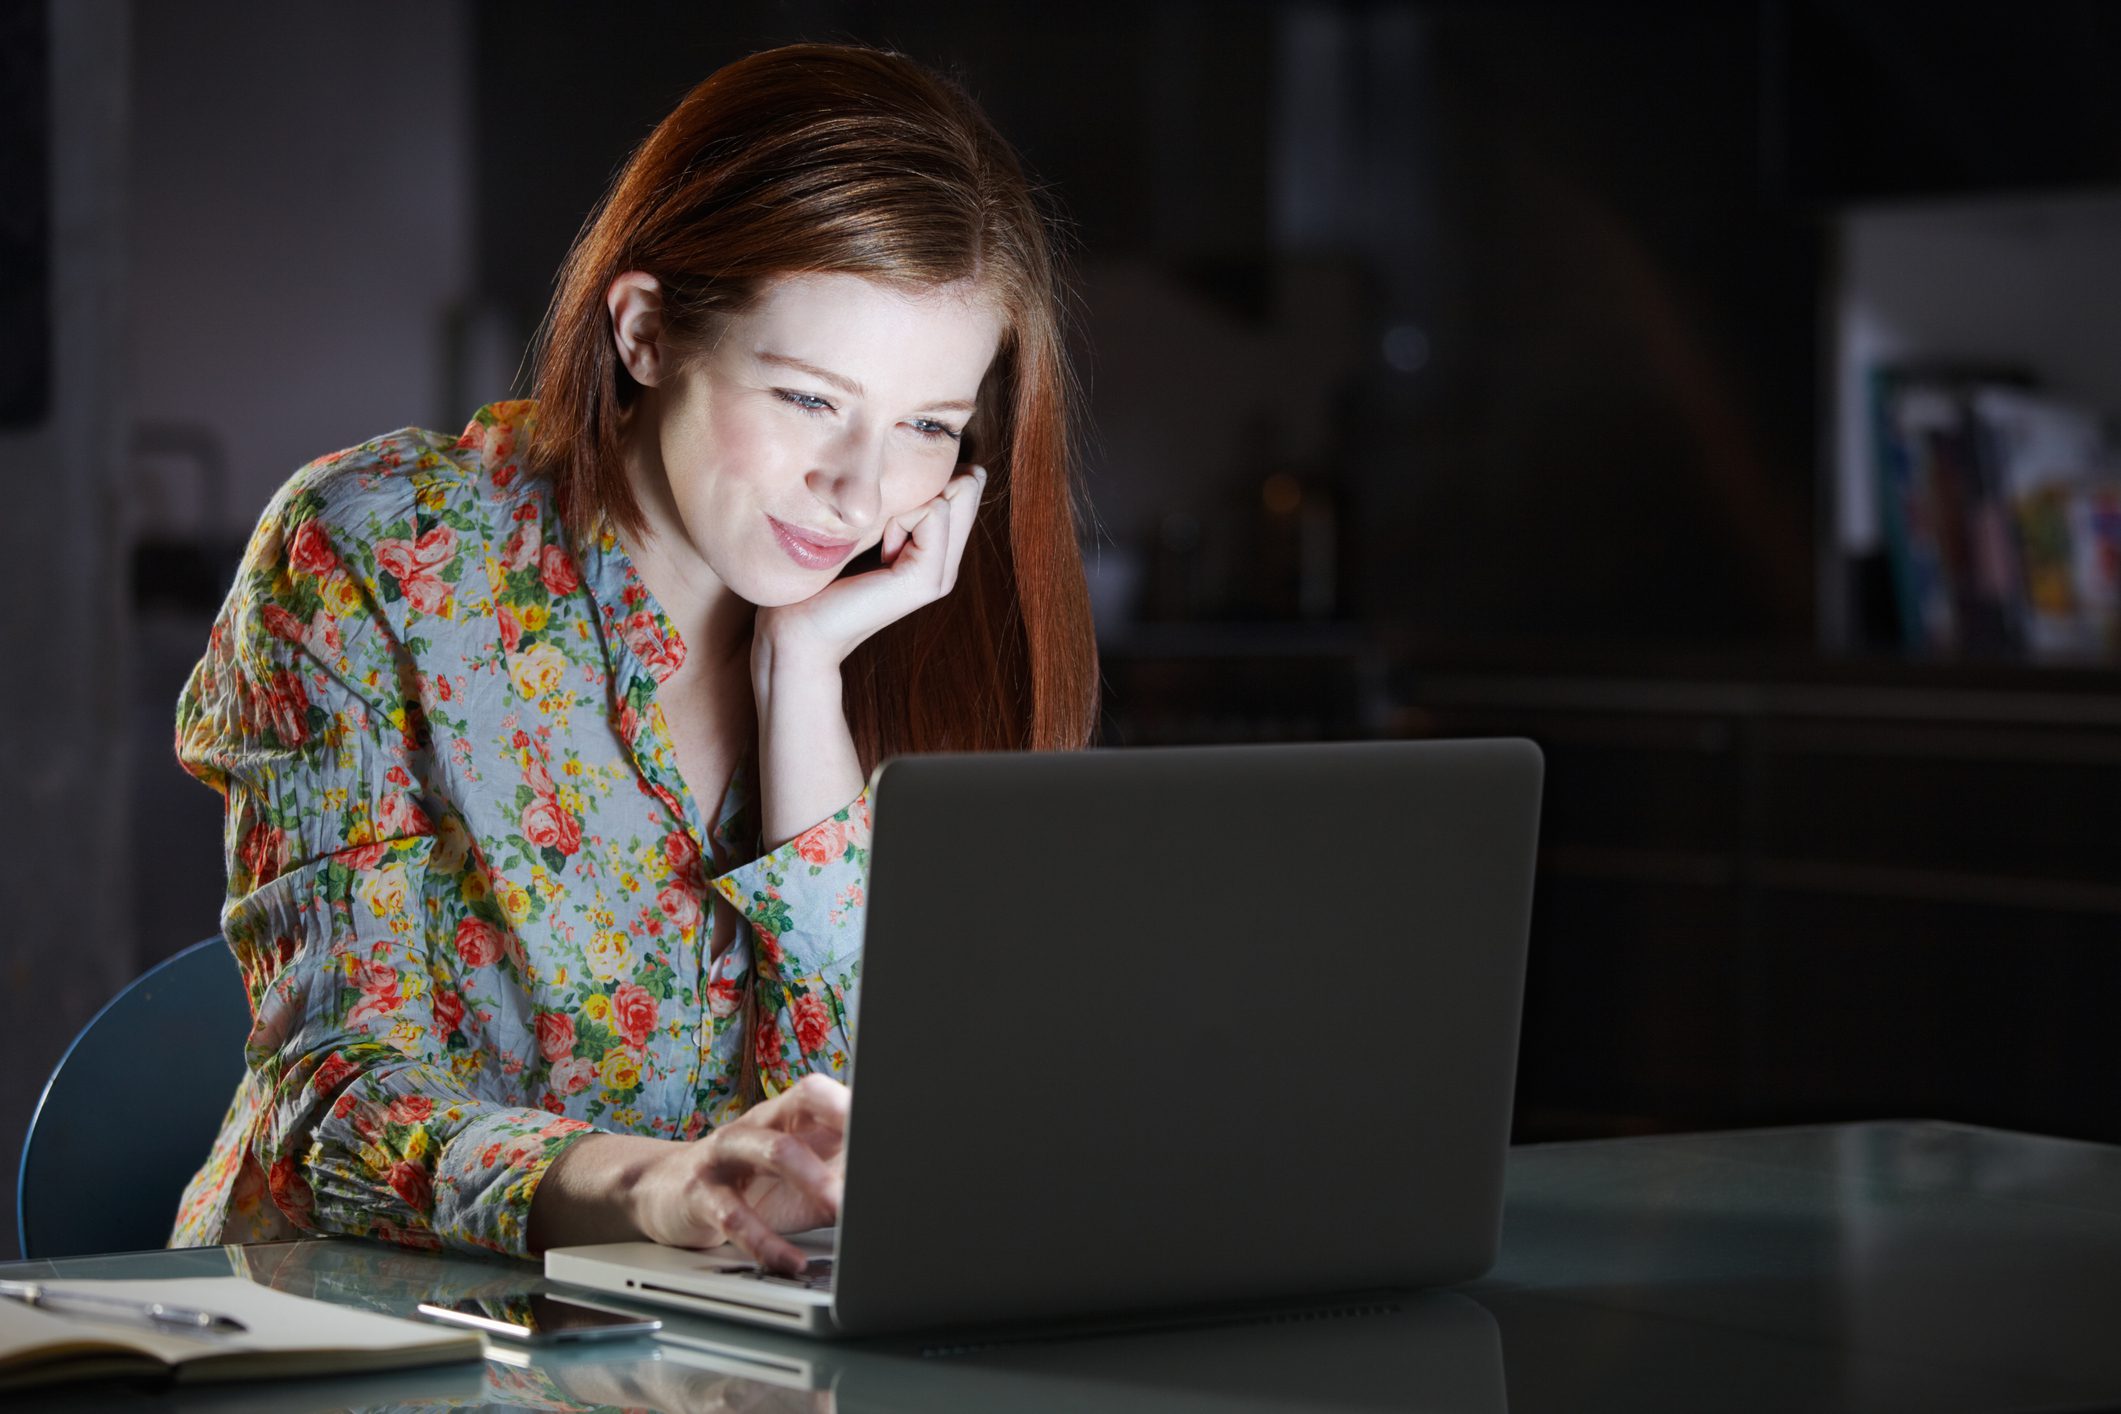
[705,1125,845,1214]
[892,490,954,589]
[756,1072,852,1136]
[706,1188,810,1275]
[937,466,986,589]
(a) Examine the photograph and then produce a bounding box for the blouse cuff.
[708,788,871,975]
[429,1106,596,1259]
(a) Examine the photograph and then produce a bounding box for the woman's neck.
[616,403,757,675]
[622,522,756,675]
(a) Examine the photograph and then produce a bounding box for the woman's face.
[633,271,1005,609]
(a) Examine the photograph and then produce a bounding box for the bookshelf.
[1822,189,2121,668]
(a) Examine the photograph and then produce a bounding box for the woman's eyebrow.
[755,350,976,414]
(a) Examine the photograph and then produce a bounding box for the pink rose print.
[304,608,342,657]
[502,515,540,571]
[656,883,701,936]
[260,603,306,644]
[388,1160,433,1214]
[795,818,845,867]
[268,1155,313,1220]
[388,1095,435,1124]
[262,669,310,747]
[708,975,741,1019]
[792,992,830,1055]
[374,525,459,615]
[288,518,338,576]
[755,1017,788,1079]
[620,610,687,680]
[312,1053,357,1095]
[521,794,582,856]
[522,751,556,799]
[338,841,388,871]
[375,791,429,839]
[663,830,702,886]
[348,960,403,1023]
[535,1011,576,1062]
[454,917,505,968]
[612,983,659,1049]
[238,821,285,886]
[539,543,580,596]
[431,988,465,1039]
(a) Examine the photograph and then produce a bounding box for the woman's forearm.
[752,637,865,850]
[524,1131,677,1252]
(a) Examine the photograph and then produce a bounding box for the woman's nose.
[806,427,884,534]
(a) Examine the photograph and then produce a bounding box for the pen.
[0,1280,249,1335]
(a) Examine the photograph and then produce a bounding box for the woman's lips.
[767,514,857,570]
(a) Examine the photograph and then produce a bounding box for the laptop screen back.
[830,738,1543,1335]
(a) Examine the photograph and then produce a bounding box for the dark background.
[7,0,2120,1257]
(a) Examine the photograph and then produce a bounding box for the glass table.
[6,1120,2118,1412]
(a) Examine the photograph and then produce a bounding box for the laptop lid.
[829,738,1542,1335]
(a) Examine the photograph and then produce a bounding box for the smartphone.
[416,1292,662,1345]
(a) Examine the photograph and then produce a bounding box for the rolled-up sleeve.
[709,792,870,1094]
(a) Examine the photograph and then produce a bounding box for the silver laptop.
[545,738,1543,1339]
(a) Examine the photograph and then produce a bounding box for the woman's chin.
[731,568,831,609]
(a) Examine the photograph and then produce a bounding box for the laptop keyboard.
[728,1257,835,1291]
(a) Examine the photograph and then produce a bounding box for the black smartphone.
[416,1292,662,1345]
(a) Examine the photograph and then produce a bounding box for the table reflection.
[18,1238,1501,1413]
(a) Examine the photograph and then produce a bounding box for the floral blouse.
[169,400,870,1259]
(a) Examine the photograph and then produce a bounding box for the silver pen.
[0,1279,249,1335]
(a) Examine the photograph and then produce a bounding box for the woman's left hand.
[753,464,986,670]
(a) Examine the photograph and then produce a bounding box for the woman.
[169,43,1097,1274]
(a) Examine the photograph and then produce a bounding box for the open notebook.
[0,1276,483,1390]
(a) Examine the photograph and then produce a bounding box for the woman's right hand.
[631,1073,850,1273]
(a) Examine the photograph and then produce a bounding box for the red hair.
[529,43,1097,764]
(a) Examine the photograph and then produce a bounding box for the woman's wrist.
[752,631,865,850]
[526,1131,679,1253]
[749,618,842,699]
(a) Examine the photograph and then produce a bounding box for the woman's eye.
[776,389,834,413]
[907,419,962,443]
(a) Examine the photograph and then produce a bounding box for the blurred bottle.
[1241,420,1339,620]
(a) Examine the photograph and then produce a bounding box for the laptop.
[545,738,1543,1339]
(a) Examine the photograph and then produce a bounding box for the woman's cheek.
[891,456,958,516]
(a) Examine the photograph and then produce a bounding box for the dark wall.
[0,0,49,428]
[1375,3,1819,651]
[470,3,1273,332]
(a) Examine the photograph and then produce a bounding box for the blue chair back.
[17,936,251,1259]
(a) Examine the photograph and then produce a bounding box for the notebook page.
[1,1276,482,1378]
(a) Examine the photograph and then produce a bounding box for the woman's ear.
[606,272,667,387]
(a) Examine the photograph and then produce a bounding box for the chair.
[17,936,251,1259]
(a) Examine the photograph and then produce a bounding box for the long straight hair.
[529,43,1098,764]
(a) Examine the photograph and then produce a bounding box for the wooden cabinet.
[1401,669,2121,1144]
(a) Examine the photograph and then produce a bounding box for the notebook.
[0,1276,484,1390]
[548,738,1544,1338]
